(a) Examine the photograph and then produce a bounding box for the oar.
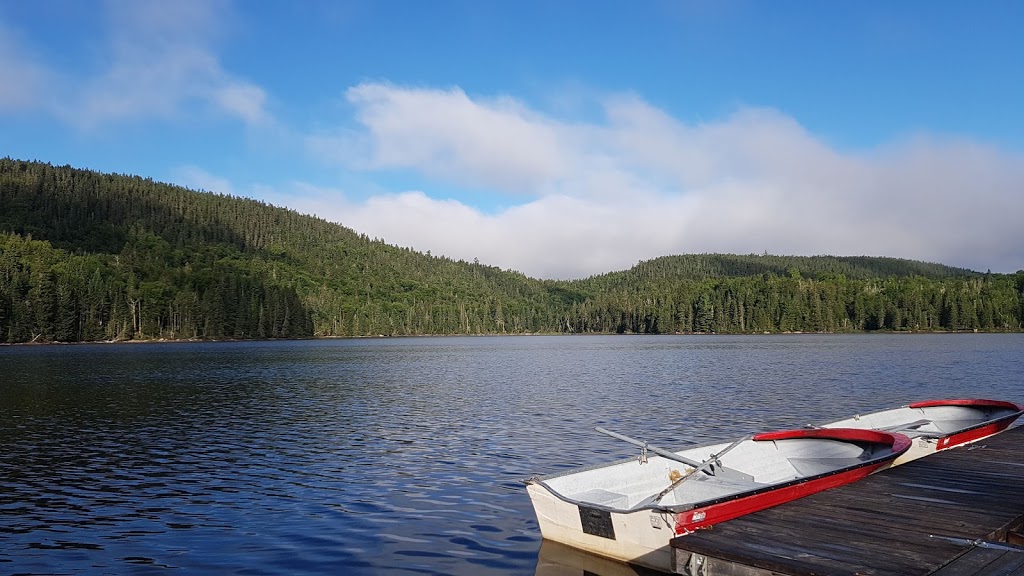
[594,427,754,482]
[928,534,1024,552]
[631,434,755,510]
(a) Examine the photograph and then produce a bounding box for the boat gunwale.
[907,398,1024,412]
[526,429,911,514]
[752,427,902,445]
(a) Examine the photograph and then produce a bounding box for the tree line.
[1,159,1022,343]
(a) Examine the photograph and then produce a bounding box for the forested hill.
[614,254,976,282]
[0,158,557,341]
[1,158,1022,343]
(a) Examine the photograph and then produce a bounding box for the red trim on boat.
[673,458,888,533]
[935,415,1022,450]
[672,429,912,534]
[753,427,906,449]
[908,398,1024,411]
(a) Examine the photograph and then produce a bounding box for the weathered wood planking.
[670,426,1024,576]
[929,546,1024,576]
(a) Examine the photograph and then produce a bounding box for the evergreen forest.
[1,158,1022,343]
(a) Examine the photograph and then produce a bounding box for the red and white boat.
[820,398,1024,466]
[525,427,910,572]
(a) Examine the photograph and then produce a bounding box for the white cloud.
[0,23,50,111]
[176,165,236,196]
[317,84,572,194]
[300,83,1024,278]
[63,0,268,127]
[213,83,268,125]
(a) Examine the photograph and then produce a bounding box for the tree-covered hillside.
[612,253,976,282]
[1,159,1022,343]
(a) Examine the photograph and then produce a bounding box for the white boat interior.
[823,402,1022,438]
[534,434,892,513]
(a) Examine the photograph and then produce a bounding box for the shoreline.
[0,328,1013,347]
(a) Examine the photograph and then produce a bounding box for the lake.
[1,334,1021,575]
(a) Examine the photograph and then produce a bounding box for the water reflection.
[535,541,670,576]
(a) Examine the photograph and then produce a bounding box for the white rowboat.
[525,427,910,572]
[525,397,1023,571]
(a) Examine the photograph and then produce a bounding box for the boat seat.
[569,488,630,509]
[928,419,976,434]
[661,476,767,507]
[787,457,868,476]
[881,419,931,432]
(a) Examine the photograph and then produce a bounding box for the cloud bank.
[300,83,1024,279]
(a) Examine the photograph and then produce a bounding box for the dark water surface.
[1,334,1021,574]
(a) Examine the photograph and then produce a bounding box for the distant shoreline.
[2,328,1015,347]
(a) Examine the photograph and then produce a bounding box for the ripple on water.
[1,334,1022,574]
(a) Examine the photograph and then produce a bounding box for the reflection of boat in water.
[820,398,1024,465]
[526,427,910,572]
[535,540,670,576]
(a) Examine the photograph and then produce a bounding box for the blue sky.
[2,0,1022,278]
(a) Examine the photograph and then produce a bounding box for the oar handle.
[594,426,644,447]
[595,427,754,483]
[594,427,702,468]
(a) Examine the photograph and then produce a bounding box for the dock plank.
[678,515,966,576]
[671,426,1024,576]
[930,547,1024,576]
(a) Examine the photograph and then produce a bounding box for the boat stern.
[524,480,677,571]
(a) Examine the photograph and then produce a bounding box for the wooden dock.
[670,425,1024,576]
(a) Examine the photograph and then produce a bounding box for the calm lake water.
[1,334,1022,575]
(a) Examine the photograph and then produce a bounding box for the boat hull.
[673,454,890,532]
[527,482,678,572]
